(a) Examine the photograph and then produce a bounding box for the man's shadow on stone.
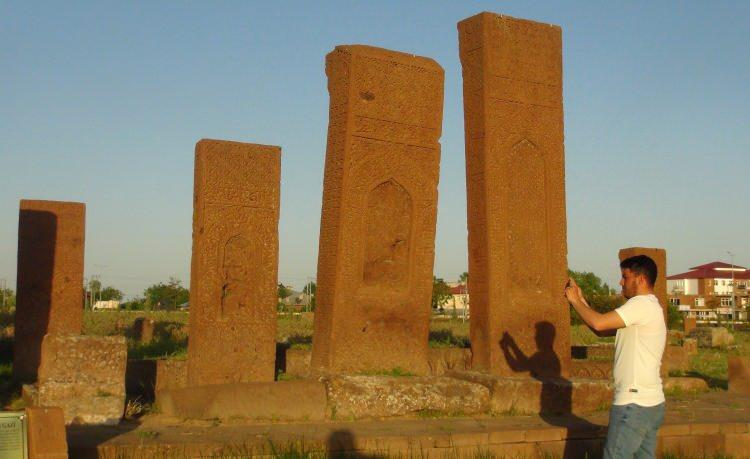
[500,321,603,458]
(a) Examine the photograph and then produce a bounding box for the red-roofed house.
[446,283,469,318]
[667,261,749,322]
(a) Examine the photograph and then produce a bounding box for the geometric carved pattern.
[312,45,444,375]
[459,13,571,377]
[187,139,280,386]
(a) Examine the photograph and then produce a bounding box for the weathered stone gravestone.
[458,13,570,377]
[133,317,154,343]
[14,200,85,383]
[26,406,68,459]
[689,326,734,348]
[728,356,750,395]
[24,334,126,425]
[187,139,280,386]
[312,45,444,375]
[619,247,668,323]
[684,316,697,334]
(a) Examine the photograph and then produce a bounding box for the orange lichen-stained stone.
[187,139,280,386]
[14,200,85,383]
[26,406,68,459]
[311,45,444,375]
[458,13,571,377]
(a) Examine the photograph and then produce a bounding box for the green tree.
[277,283,293,300]
[88,278,102,292]
[144,277,189,310]
[667,303,683,330]
[568,270,622,324]
[0,288,15,308]
[568,270,615,298]
[302,281,317,311]
[122,297,147,310]
[99,286,124,301]
[431,276,452,311]
[459,272,469,284]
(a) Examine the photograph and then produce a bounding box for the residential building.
[446,283,469,317]
[667,261,749,322]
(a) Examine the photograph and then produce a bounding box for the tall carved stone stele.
[187,139,280,386]
[458,13,571,377]
[619,247,668,323]
[312,45,444,375]
[14,200,85,383]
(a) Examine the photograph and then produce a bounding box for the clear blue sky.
[1,1,748,298]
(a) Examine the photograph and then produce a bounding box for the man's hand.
[565,276,626,333]
[564,277,585,306]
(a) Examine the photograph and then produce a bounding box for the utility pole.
[728,251,736,330]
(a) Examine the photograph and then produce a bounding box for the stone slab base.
[157,380,328,421]
[157,376,488,422]
[30,334,126,425]
[26,406,68,459]
[326,375,489,419]
[67,418,750,458]
[447,370,613,415]
[283,348,471,379]
[570,359,612,379]
[23,382,123,426]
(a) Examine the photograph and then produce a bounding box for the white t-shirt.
[612,294,666,406]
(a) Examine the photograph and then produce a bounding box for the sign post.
[0,412,27,459]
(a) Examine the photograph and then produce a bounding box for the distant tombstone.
[133,317,155,343]
[14,200,85,383]
[458,12,570,376]
[311,45,444,375]
[187,139,280,386]
[684,316,697,334]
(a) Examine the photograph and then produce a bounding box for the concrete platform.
[67,392,750,458]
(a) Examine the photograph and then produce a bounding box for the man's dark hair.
[620,255,657,286]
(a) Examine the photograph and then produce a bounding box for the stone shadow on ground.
[326,430,386,458]
[66,421,141,457]
[500,321,604,459]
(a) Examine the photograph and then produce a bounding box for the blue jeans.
[604,403,665,459]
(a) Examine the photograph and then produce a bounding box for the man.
[564,255,666,459]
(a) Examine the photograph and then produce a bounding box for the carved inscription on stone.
[187,139,280,386]
[220,234,262,318]
[312,45,444,375]
[14,200,85,383]
[363,180,412,289]
[459,13,571,377]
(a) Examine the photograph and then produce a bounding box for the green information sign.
[0,412,26,459]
